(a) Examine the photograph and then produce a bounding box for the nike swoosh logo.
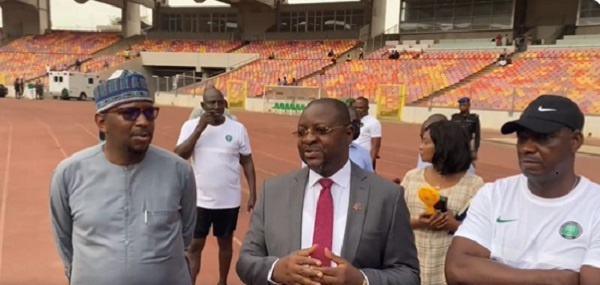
[496,217,517,223]
[538,106,556,112]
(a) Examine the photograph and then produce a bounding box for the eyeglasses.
[293,125,347,138]
[107,107,160,121]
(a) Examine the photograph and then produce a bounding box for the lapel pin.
[353,202,363,211]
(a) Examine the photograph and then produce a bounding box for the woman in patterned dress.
[401,120,485,285]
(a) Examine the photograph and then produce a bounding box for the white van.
[49,71,99,101]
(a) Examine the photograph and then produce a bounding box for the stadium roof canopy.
[77,0,156,9]
[84,0,278,9]
[194,0,275,6]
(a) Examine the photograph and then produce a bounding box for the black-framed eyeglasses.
[293,125,348,138]
[107,107,160,121]
[352,120,364,128]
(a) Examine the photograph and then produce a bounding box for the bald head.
[304,98,351,126]
[201,87,226,118]
[203,87,224,101]
[356,97,369,105]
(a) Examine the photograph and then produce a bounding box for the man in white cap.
[49,70,197,285]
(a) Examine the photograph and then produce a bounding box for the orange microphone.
[418,185,441,215]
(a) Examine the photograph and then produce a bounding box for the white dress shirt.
[268,160,369,284]
[301,159,352,256]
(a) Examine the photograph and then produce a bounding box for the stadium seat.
[0,31,121,84]
[432,47,600,114]
[300,50,499,103]
[177,40,359,98]
[81,40,243,73]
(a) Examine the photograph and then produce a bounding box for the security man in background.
[451,97,481,160]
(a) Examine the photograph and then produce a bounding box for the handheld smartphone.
[434,196,448,213]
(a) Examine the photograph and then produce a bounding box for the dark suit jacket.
[236,163,420,285]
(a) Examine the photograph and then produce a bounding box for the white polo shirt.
[455,174,600,272]
[353,114,381,152]
[176,117,251,209]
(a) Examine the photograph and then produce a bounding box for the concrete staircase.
[92,35,146,57]
[175,41,362,96]
[227,41,250,53]
[411,63,498,105]
[295,41,364,86]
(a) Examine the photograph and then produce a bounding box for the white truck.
[48,71,100,101]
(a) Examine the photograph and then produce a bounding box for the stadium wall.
[401,106,600,139]
[140,52,259,70]
[398,30,513,41]
[577,26,600,35]
[153,94,600,138]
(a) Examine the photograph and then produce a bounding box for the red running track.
[0,99,599,284]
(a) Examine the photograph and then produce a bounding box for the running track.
[0,99,599,285]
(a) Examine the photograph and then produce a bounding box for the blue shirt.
[301,143,374,172]
[417,153,475,174]
[349,143,374,172]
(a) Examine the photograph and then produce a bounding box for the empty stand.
[431,48,600,114]
[233,40,360,59]
[82,39,243,73]
[301,48,499,103]
[133,39,242,53]
[0,31,121,85]
[0,31,120,55]
[181,59,331,97]
[179,40,360,97]
[366,45,422,59]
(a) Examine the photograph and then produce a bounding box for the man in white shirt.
[174,88,257,285]
[353,97,382,170]
[236,98,419,285]
[445,94,600,284]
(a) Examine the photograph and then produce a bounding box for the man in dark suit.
[236,98,420,285]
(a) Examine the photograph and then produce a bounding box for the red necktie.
[312,178,334,267]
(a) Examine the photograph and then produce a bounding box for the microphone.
[418,185,440,215]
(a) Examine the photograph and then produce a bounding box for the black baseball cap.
[501,94,584,135]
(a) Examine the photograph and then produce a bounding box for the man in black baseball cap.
[445,94,600,285]
[501,94,584,135]
[500,94,585,182]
